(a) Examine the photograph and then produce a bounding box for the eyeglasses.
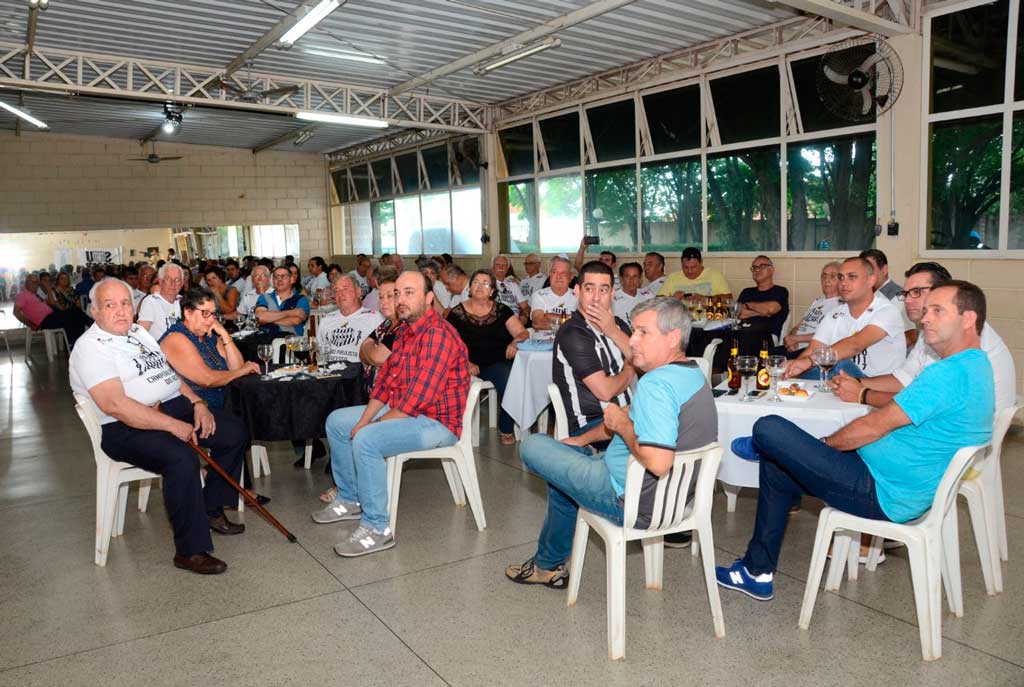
[470,280,493,288]
[896,286,932,301]
[524,260,540,266]
[750,264,772,271]
[195,308,217,319]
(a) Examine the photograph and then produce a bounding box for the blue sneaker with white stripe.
[716,559,774,601]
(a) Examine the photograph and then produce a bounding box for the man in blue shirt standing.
[505,296,717,588]
[718,280,994,601]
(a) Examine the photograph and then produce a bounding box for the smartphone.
[747,390,766,399]
[582,235,600,245]
[712,388,730,398]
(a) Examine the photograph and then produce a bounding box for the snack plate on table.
[777,381,815,402]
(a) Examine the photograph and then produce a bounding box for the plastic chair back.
[923,444,987,530]
[701,338,722,371]
[694,358,711,384]
[270,336,292,364]
[74,392,107,465]
[457,380,484,448]
[546,383,569,440]
[622,442,722,531]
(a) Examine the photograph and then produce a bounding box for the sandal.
[319,486,338,504]
[500,432,516,445]
[505,557,568,589]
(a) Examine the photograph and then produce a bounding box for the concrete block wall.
[0,130,329,261]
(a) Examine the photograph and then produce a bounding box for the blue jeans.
[797,358,866,381]
[520,433,624,570]
[325,405,457,531]
[475,359,515,434]
[741,415,889,575]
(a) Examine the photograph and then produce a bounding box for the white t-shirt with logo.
[529,287,578,318]
[793,295,842,349]
[612,288,654,326]
[316,307,384,364]
[519,273,547,300]
[137,293,182,342]
[236,288,262,315]
[495,278,526,312]
[131,288,147,310]
[70,323,182,424]
[812,292,906,376]
[894,322,1016,411]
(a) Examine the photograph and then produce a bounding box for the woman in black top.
[446,269,529,444]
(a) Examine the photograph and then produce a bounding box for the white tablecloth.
[715,383,870,491]
[501,348,553,431]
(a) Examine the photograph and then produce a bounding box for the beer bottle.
[756,339,770,390]
[727,339,741,390]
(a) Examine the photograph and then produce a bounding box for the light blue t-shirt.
[859,348,993,523]
[603,362,717,514]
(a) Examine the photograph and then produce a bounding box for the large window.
[539,175,584,252]
[251,224,300,257]
[641,158,702,250]
[924,0,1024,254]
[503,180,538,253]
[707,147,781,251]
[585,165,637,251]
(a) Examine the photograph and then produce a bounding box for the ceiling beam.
[25,6,39,53]
[222,0,338,78]
[766,0,910,36]
[252,124,320,154]
[388,0,639,96]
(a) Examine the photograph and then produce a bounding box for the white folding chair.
[566,442,725,660]
[385,379,487,532]
[546,383,569,440]
[800,444,988,661]
[25,326,70,361]
[471,377,496,447]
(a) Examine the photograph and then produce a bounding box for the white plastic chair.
[566,442,725,660]
[250,443,271,478]
[385,379,487,532]
[701,338,722,385]
[694,357,711,385]
[546,383,569,440]
[75,393,159,567]
[0,330,11,362]
[773,312,791,347]
[471,377,496,447]
[270,336,293,364]
[25,326,70,361]
[800,444,987,661]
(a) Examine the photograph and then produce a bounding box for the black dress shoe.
[208,513,246,535]
[173,552,228,574]
[225,494,271,510]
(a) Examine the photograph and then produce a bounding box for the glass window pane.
[371,159,392,198]
[1017,6,1024,101]
[396,152,419,194]
[641,157,702,250]
[421,191,452,254]
[422,146,449,189]
[791,54,865,132]
[539,111,581,170]
[499,124,534,176]
[351,164,370,201]
[710,67,780,144]
[586,99,636,162]
[585,165,637,252]
[539,175,583,252]
[930,0,1008,114]
[1010,113,1024,249]
[503,180,538,253]
[284,224,300,255]
[707,146,781,251]
[395,196,422,254]
[371,200,395,254]
[452,187,483,254]
[347,202,373,254]
[643,85,701,154]
[453,137,481,186]
[331,170,349,204]
[928,115,1001,250]
[787,133,876,251]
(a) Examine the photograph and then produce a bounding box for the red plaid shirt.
[371,307,470,437]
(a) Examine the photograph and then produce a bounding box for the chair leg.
[386,457,402,533]
[303,440,313,470]
[799,515,835,630]
[864,535,884,571]
[977,473,1004,593]
[441,460,466,506]
[24,328,32,359]
[138,479,152,512]
[472,403,481,447]
[114,483,129,537]
[250,445,263,479]
[536,408,549,435]
[44,330,56,361]
[961,488,997,597]
[844,532,860,582]
[566,516,590,606]
[697,522,726,638]
[237,461,245,513]
[993,462,1008,562]
[641,536,664,590]
[606,536,627,660]
[825,532,852,591]
[454,451,486,531]
[907,540,939,661]
[486,389,497,428]
[722,482,740,513]
[95,469,120,567]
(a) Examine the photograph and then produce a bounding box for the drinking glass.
[766,355,787,402]
[812,346,838,392]
[736,355,759,402]
[256,343,273,378]
[293,338,311,366]
[548,312,561,337]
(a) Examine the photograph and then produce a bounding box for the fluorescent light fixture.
[301,48,385,65]
[0,100,47,129]
[279,0,340,47]
[474,37,561,75]
[296,111,388,128]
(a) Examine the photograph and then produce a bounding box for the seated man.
[236,265,270,316]
[574,239,620,289]
[719,280,994,600]
[737,256,789,341]
[518,253,547,301]
[492,255,529,322]
[137,262,184,341]
[71,278,248,575]
[611,261,654,327]
[348,254,372,298]
[14,273,92,349]
[529,256,578,330]
[255,265,310,337]
[861,248,917,346]
[506,297,717,587]
[644,251,667,295]
[311,271,470,557]
[784,256,905,380]
[316,275,383,371]
[443,264,470,312]
[781,261,840,356]
[832,262,1016,411]
[659,247,732,302]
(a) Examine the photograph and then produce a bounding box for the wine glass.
[766,355,787,402]
[548,312,561,337]
[256,343,273,378]
[812,346,838,392]
[730,299,742,321]
[293,338,311,367]
[736,355,759,402]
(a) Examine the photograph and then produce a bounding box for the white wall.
[0,227,172,271]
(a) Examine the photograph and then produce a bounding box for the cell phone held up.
[582,235,600,245]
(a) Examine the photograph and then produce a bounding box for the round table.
[225,366,366,442]
[501,344,554,433]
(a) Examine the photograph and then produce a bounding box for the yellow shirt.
[657,267,732,297]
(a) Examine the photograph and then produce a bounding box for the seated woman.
[446,268,528,445]
[49,271,81,312]
[160,287,268,504]
[288,263,310,298]
[203,266,240,321]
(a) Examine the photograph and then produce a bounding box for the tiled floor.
[1,352,1022,686]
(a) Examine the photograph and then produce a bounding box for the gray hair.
[821,260,841,273]
[630,296,692,351]
[158,262,183,281]
[549,256,571,271]
[251,264,271,279]
[418,258,442,275]
[336,274,361,295]
[88,277,135,317]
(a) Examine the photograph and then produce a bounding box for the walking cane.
[189,442,297,543]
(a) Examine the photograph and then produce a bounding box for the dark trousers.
[40,307,92,348]
[100,395,248,556]
[741,415,889,576]
[475,359,515,434]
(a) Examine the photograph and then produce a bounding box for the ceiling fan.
[209,60,299,102]
[128,142,183,164]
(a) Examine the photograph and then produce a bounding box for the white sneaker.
[334,524,395,557]
[311,498,362,524]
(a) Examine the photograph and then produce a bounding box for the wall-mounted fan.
[817,37,904,123]
[128,142,183,164]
